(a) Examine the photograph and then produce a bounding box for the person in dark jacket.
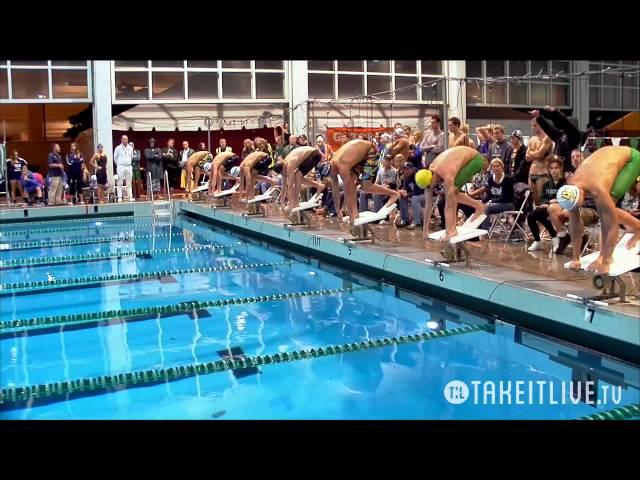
[144,138,163,197]
[509,130,529,183]
[66,142,84,204]
[531,106,581,174]
[162,138,180,191]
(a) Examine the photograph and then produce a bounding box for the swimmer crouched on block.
[273,146,325,210]
[418,146,486,242]
[326,139,400,224]
[556,145,640,274]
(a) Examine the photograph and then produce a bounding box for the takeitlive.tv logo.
[443,379,622,406]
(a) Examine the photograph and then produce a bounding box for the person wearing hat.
[509,129,529,183]
[418,145,487,241]
[144,138,163,198]
[556,145,640,274]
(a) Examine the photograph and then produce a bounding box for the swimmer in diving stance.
[326,139,400,224]
[555,146,640,275]
[184,150,213,198]
[209,151,241,194]
[420,146,487,241]
[273,146,325,210]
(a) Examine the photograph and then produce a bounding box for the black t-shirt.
[540,177,566,205]
[484,174,514,204]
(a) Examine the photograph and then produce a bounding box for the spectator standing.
[89,144,108,203]
[179,140,195,190]
[162,138,179,191]
[7,150,27,204]
[144,138,163,198]
[131,142,143,199]
[113,135,134,202]
[489,125,513,173]
[47,143,65,205]
[66,142,85,204]
[419,115,446,167]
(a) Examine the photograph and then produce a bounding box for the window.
[11,69,49,99]
[222,72,252,98]
[422,82,443,102]
[338,61,363,72]
[551,84,569,107]
[52,70,88,99]
[367,76,391,99]
[308,73,334,98]
[589,61,640,110]
[151,61,184,68]
[11,61,48,66]
[485,61,505,77]
[51,61,88,67]
[367,61,390,73]
[255,72,284,99]
[0,68,8,98]
[115,71,149,100]
[115,61,148,68]
[187,72,218,99]
[338,75,364,97]
[509,82,528,105]
[421,61,442,75]
[152,72,185,100]
[187,61,218,68]
[509,61,527,77]
[395,76,418,100]
[531,83,548,105]
[255,61,283,70]
[308,61,334,71]
[486,84,506,104]
[467,60,573,107]
[222,61,250,69]
[394,61,416,75]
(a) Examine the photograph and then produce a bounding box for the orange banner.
[326,127,393,151]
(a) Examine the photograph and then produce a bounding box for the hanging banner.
[326,127,393,151]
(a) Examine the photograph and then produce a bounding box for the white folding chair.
[488,189,531,241]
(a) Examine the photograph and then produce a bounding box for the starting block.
[564,233,639,303]
[342,204,397,243]
[428,214,487,266]
[208,182,239,208]
[285,192,323,227]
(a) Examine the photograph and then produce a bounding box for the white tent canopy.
[112,103,288,132]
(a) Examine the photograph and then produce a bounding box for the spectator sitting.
[407,143,423,169]
[315,135,333,163]
[372,155,398,221]
[20,165,44,206]
[480,158,515,230]
[297,134,309,146]
[527,157,566,252]
[216,138,232,155]
[397,162,425,229]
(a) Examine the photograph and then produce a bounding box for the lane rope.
[0,324,489,408]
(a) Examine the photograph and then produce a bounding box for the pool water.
[1,215,638,420]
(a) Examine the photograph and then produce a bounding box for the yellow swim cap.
[415,169,433,189]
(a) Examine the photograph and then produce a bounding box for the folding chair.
[488,189,531,241]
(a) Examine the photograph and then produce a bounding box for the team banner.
[326,127,393,151]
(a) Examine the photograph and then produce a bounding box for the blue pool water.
[1,215,638,420]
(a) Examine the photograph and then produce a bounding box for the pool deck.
[1,199,638,364]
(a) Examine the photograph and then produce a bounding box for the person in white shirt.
[113,134,134,202]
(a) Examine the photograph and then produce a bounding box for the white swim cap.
[203,162,212,174]
[90,175,97,182]
[230,166,241,177]
[556,184,581,211]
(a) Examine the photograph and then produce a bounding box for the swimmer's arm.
[329,175,342,220]
[423,187,434,237]
[536,116,563,143]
